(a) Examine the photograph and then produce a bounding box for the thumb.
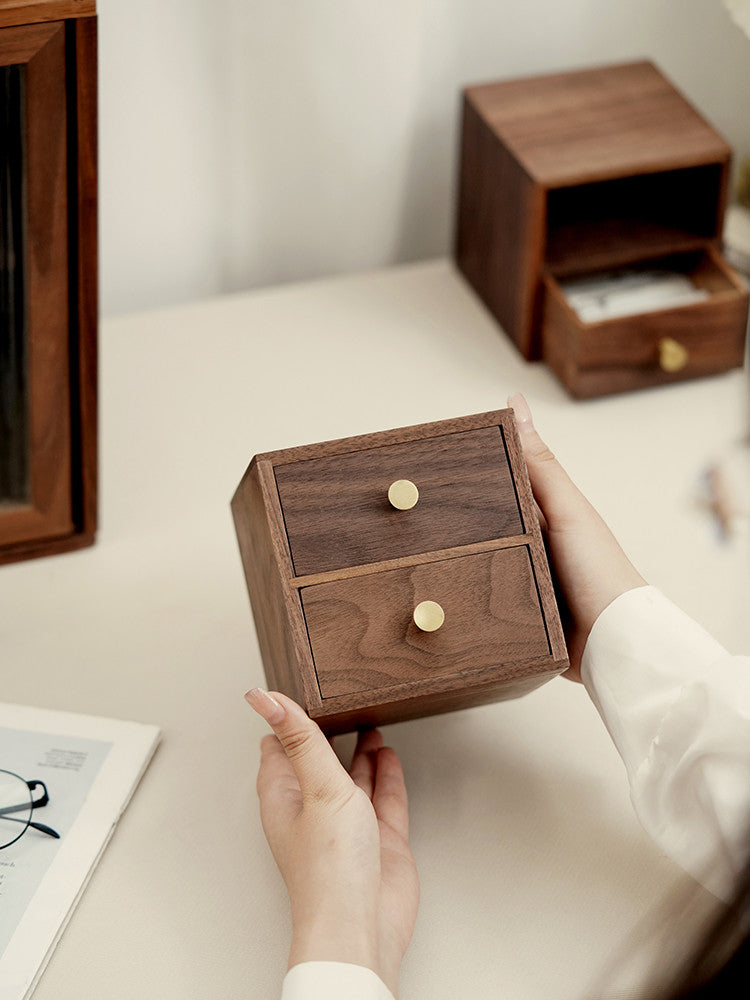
[245,688,350,802]
[507,392,593,532]
[506,393,646,640]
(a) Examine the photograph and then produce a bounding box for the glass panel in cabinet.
[1,63,29,508]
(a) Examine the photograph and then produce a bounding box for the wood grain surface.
[308,666,564,736]
[302,546,550,698]
[454,60,735,368]
[454,95,544,358]
[232,409,569,733]
[542,247,749,398]
[232,459,321,711]
[462,61,730,187]
[290,535,529,589]
[275,425,523,576]
[0,1,95,29]
[258,409,516,466]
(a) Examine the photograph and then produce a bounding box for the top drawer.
[274,425,523,576]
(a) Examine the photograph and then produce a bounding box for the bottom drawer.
[300,546,552,699]
[542,247,749,398]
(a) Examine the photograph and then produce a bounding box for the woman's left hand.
[246,688,419,998]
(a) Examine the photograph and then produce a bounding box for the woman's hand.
[508,393,647,681]
[246,688,419,998]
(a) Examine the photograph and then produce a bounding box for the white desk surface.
[2,259,749,999]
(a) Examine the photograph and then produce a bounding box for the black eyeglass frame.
[0,768,60,848]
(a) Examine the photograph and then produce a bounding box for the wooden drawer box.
[454,60,749,398]
[542,248,750,398]
[231,410,568,734]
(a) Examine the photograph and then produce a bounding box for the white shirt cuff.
[281,962,396,1000]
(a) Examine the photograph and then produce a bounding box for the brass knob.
[658,337,689,373]
[413,600,445,632]
[388,479,419,510]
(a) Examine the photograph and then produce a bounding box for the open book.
[0,703,161,1000]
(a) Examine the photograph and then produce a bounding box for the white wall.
[98,0,750,316]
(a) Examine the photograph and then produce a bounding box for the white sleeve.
[581,585,750,902]
[281,962,396,1000]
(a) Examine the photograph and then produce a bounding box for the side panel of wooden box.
[455,94,545,359]
[231,459,319,710]
[502,416,568,675]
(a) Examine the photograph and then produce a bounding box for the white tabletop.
[2,259,748,999]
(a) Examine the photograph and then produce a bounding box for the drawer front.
[275,426,523,576]
[542,255,749,398]
[301,546,551,698]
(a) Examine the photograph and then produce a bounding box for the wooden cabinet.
[0,1,97,564]
[232,410,568,734]
[455,60,749,398]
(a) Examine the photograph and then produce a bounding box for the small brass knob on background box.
[413,600,445,632]
[658,337,689,373]
[388,479,419,510]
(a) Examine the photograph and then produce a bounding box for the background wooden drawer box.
[542,248,749,399]
[454,60,749,397]
[232,410,568,734]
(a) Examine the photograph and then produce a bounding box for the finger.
[256,733,296,799]
[349,729,384,798]
[255,734,306,839]
[245,688,351,803]
[507,393,645,634]
[507,393,593,531]
[372,747,409,838]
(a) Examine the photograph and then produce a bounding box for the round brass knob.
[388,479,419,510]
[658,337,689,373]
[413,600,445,632]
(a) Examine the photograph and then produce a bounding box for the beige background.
[97,0,750,315]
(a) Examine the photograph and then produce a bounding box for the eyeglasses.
[0,768,60,849]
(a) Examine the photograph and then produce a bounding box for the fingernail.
[245,688,286,726]
[507,392,533,432]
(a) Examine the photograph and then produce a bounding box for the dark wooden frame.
[0,2,97,564]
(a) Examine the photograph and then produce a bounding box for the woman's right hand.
[508,393,647,681]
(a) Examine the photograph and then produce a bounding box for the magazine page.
[0,703,160,1000]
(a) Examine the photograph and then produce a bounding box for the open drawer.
[541,246,748,398]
